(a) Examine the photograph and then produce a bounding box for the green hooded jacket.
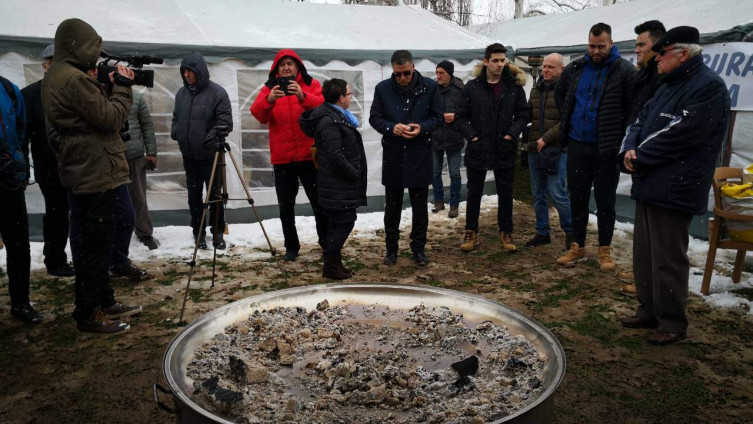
[125,91,157,160]
[41,18,132,195]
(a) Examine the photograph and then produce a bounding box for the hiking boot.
[557,242,587,267]
[76,308,130,334]
[620,284,637,296]
[198,238,208,250]
[323,253,352,280]
[616,270,634,282]
[412,252,428,266]
[526,233,551,247]
[213,233,226,250]
[102,303,143,319]
[565,233,574,250]
[284,250,298,262]
[11,303,42,324]
[139,236,160,250]
[598,246,616,270]
[383,250,398,266]
[110,260,149,282]
[47,263,75,277]
[500,232,516,252]
[460,230,479,252]
[432,202,445,213]
[448,205,459,219]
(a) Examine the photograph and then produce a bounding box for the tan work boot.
[598,246,616,270]
[557,242,587,267]
[460,230,479,252]
[616,269,636,296]
[500,232,516,252]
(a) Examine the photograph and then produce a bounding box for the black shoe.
[284,250,298,262]
[526,234,551,247]
[11,303,42,324]
[139,236,160,250]
[383,251,397,266]
[198,239,208,250]
[213,240,226,250]
[323,253,352,280]
[412,252,428,266]
[47,263,75,277]
[110,260,148,282]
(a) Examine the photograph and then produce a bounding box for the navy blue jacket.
[0,77,27,184]
[171,53,233,160]
[619,55,731,215]
[369,71,443,188]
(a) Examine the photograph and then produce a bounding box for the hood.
[451,76,465,89]
[266,49,313,88]
[471,62,526,86]
[53,18,102,71]
[585,45,621,66]
[180,52,210,91]
[299,104,342,138]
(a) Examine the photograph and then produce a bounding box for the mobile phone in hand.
[277,76,293,95]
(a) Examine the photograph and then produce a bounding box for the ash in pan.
[186,300,548,424]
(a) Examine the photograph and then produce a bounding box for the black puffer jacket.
[432,77,465,151]
[628,59,663,124]
[555,52,635,155]
[22,79,61,186]
[455,64,529,170]
[171,53,233,160]
[300,104,367,210]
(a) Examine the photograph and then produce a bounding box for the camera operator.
[42,18,141,334]
[171,52,232,250]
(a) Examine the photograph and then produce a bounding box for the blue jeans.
[432,149,462,206]
[528,151,573,236]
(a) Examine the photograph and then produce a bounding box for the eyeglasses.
[393,70,413,78]
[658,47,684,57]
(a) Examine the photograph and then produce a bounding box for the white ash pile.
[187,300,547,424]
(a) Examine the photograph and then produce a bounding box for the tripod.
[178,130,286,323]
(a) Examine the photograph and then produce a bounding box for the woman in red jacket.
[251,49,328,261]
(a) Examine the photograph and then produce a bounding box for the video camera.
[97,51,163,88]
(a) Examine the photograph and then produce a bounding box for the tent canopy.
[0,0,494,65]
[473,0,753,56]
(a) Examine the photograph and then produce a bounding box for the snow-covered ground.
[2,196,751,314]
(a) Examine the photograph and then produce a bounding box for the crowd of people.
[0,18,730,344]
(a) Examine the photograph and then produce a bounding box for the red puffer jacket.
[250,49,324,165]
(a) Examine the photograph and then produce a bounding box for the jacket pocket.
[104,142,127,180]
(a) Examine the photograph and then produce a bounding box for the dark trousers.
[69,185,134,268]
[71,188,118,321]
[128,155,154,239]
[39,184,70,270]
[384,186,428,253]
[465,167,514,234]
[273,161,328,253]
[183,155,225,240]
[323,208,357,256]
[0,187,31,306]
[633,201,693,333]
[566,140,620,247]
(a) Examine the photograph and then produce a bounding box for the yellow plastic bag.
[744,164,753,184]
[720,182,753,242]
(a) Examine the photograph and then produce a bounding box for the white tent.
[0,0,494,232]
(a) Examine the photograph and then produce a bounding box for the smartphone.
[277,76,293,95]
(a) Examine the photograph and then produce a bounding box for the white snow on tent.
[473,0,753,51]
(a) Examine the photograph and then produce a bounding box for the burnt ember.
[187,301,547,423]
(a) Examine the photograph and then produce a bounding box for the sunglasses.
[658,47,684,57]
[393,70,413,78]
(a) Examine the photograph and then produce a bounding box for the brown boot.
[500,232,516,252]
[432,202,445,213]
[557,242,587,267]
[323,253,351,280]
[460,230,479,252]
[76,308,130,334]
[598,246,616,270]
[448,205,459,218]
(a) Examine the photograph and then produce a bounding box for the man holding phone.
[369,50,443,266]
[251,49,327,262]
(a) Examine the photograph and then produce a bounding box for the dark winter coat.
[432,77,465,151]
[171,52,233,160]
[526,76,561,151]
[619,55,731,215]
[299,103,367,210]
[555,48,636,155]
[627,59,664,125]
[250,49,324,165]
[369,71,443,188]
[455,64,529,170]
[22,79,60,186]
[42,18,132,195]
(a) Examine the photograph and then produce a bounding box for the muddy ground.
[1,169,752,424]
